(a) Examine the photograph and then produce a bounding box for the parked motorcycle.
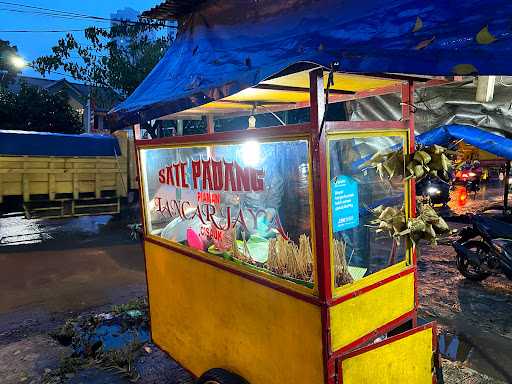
[453,214,512,281]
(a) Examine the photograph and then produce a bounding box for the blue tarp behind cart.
[352,124,512,171]
[0,130,121,157]
[112,0,512,124]
[418,125,512,160]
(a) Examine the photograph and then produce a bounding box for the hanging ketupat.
[364,144,453,182]
[370,202,450,245]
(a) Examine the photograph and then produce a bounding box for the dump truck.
[0,129,137,218]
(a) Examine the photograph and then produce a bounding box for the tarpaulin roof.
[143,0,208,20]
[417,124,512,160]
[0,130,121,157]
[112,0,512,124]
[352,124,512,171]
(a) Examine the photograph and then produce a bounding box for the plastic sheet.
[0,130,121,157]
[418,124,512,160]
[112,0,512,124]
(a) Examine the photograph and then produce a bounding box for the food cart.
[129,68,452,384]
[110,1,511,382]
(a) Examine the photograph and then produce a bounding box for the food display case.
[134,69,443,384]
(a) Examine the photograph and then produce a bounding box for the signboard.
[331,175,359,232]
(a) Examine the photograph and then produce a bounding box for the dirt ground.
[1,185,511,383]
[419,231,512,383]
[418,184,512,383]
[0,209,149,383]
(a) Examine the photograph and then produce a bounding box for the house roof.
[8,76,121,112]
[142,0,208,20]
[8,76,89,97]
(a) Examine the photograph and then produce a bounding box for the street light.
[10,55,27,70]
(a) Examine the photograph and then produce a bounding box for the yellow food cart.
[131,67,453,383]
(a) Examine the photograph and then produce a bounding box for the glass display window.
[139,138,315,288]
[327,132,410,291]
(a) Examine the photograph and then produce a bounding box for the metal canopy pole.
[207,115,215,134]
[176,119,184,136]
[309,68,329,301]
[309,69,335,384]
[504,161,510,213]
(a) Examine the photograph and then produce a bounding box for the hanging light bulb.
[242,115,260,166]
[248,115,256,129]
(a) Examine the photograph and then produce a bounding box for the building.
[7,76,120,133]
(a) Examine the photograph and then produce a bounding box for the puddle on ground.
[53,303,150,358]
[419,317,474,363]
[75,318,150,356]
[418,317,511,382]
[438,333,473,362]
[0,214,116,247]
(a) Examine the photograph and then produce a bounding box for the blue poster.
[331,175,359,232]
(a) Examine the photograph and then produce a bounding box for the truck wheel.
[196,369,249,384]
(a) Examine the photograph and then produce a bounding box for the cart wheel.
[196,368,249,384]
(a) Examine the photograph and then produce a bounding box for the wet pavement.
[1,185,511,383]
[444,183,506,217]
[419,236,512,383]
[418,184,512,383]
[0,209,147,343]
[0,208,151,383]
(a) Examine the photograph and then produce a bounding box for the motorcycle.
[460,169,481,194]
[416,177,451,206]
[453,214,512,281]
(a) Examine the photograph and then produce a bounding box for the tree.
[0,83,83,134]
[0,39,21,87]
[33,21,171,102]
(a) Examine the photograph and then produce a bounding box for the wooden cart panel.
[145,240,325,384]
[329,266,415,352]
[339,323,435,384]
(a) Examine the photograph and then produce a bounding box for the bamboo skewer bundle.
[287,241,301,277]
[241,231,253,262]
[267,234,313,281]
[267,236,288,274]
[298,234,313,279]
[231,228,253,263]
[333,238,353,286]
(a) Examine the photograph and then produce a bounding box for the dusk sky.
[0,0,160,79]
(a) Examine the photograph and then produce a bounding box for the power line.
[0,7,112,23]
[0,1,108,19]
[0,1,172,27]
[0,29,90,33]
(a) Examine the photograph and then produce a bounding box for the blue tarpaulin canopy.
[112,0,512,124]
[417,124,512,160]
[352,124,512,171]
[0,130,121,157]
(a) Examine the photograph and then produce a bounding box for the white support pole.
[476,76,496,103]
